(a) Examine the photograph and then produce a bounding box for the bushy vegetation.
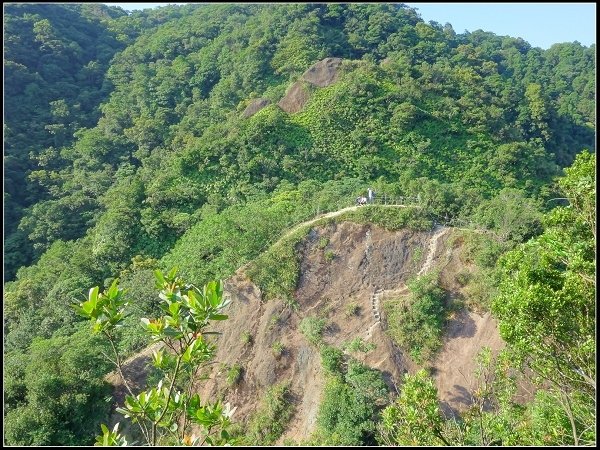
[244,382,295,445]
[385,273,447,363]
[313,356,389,445]
[3,2,595,446]
[271,341,285,358]
[379,153,596,446]
[338,205,432,231]
[240,331,253,346]
[343,337,376,353]
[226,364,244,386]
[345,302,360,317]
[3,327,113,446]
[246,228,307,307]
[320,345,345,375]
[300,316,327,346]
[492,151,596,445]
[323,249,336,262]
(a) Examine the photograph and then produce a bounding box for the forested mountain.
[4,3,127,277]
[3,3,595,446]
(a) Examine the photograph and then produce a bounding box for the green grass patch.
[246,226,309,306]
[271,341,285,358]
[226,364,243,386]
[300,316,327,346]
[345,302,360,317]
[317,237,329,249]
[240,331,253,346]
[324,249,335,262]
[343,337,376,353]
[337,205,432,231]
[245,382,295,445]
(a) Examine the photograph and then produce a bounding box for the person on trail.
[356,196,367,206]
[367,188,375,204]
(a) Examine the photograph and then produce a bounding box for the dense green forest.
[3,3,595,446]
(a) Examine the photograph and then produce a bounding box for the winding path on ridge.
[238,203,416,273]
[281,203,413,241]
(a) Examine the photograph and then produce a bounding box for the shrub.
[320,345,345,375]
[318,237,329,249]
[227,364,243,386]
[245,382,294,445]
[241,331,253,346]
[268,314,280,330]
[272,341,285,358]
[324,250,335,262]
[385,274,446,363]
[345,302,360,317]
[343,337,376,353]
[315,359,388,445]
[463,269,499,311]
[247,228,308,303]
[411,247,424,265]
[337,206,432,231]
[455,270,471,287]
[300,316,327,346]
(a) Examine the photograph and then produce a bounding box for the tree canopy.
[3,3,595,446]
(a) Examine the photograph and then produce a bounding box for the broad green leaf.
[169,302,180,316]
[210,314,228,320]
[89,286,99,304]
[107,278,119,298]
[154,269,166,285]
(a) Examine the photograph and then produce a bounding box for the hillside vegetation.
[3,3,595,446]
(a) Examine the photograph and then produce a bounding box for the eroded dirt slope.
[107,219,506,443]
[194,221,504,442]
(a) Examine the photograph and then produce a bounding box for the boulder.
[242,98,271,118]
[301,57,343,87]
[277,81,311,114]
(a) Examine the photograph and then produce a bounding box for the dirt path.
[236,204,414,275]
[417,225,449,276]
[365,289,383,340]
[281,204,412,241]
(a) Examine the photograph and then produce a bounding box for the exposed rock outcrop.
[277,81,311,114]
[302,57,343,87]
[242,98,271,118]
[249,58,344,116]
